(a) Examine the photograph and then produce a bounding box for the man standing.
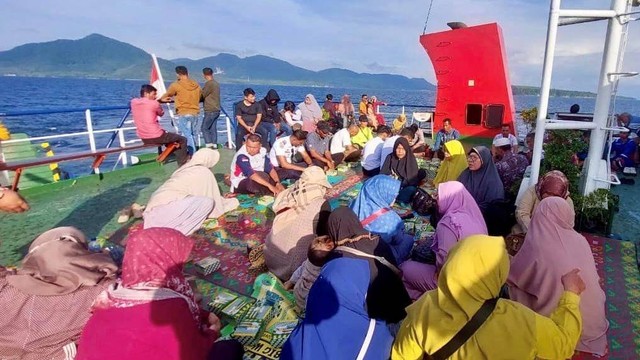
[492,124,518,156]
[494,137,529,196]
[361,126,391,177]
[160,66,201,155]
[132,85,188,166]
[269,129,313,180]
[235,88,267,149]
[258,89,281,150]
[432,118,461,153]
[330,125,361,163]
[230,134,284,196]
[358,94,368,116]
[305,122,340,170]
[201,67,221,149]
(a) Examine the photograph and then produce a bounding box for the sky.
[1,0,639,97]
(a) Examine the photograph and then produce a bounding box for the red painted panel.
[420,23,516,139]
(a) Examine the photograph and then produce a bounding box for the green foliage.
[540,130,586,195]
[519,107,538,128]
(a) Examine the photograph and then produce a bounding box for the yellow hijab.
[433,140,468,186]
[393,235,559,359]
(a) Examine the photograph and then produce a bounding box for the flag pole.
[151,53,178,131]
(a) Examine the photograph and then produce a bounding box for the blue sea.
[1,76,639,177]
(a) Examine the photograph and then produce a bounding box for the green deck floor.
[0,149,236,266]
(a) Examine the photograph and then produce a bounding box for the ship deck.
[1,147,639,359]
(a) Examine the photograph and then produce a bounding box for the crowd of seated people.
[1,87,620,360]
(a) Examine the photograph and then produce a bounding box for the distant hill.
[0,34,434,90]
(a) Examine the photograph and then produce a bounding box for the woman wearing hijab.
[392,235,585,360]
[76,228,243,360]
[350,175,414,264]
[432,140,467,186]
[337,94,355,128]
[298,94,323,133]
[514,170,574,234]
[144,148,239,235]
[508,197,608,356]
[400,181,488,300]
[0,227,117,360]
[381,137,426,204]
[264,166,333,281]
[458,146,510,235]
[281,258,395,360]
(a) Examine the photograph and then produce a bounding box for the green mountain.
[0,34,434,90]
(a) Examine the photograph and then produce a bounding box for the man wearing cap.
[611,127,637,171]
[305,122,340,170]
[492,124,518,157]
[494,136,529,196]
[351,115,374,148]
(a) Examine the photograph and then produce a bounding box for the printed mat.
[580,234,640,360]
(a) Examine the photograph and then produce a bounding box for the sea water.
[1,76,639,177]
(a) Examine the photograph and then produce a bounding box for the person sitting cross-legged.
[329,125,361,163]
[305,121,342,170]
[269,130,313,181]
[230,134,285,196]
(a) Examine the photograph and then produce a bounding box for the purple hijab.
[432,181,488,268]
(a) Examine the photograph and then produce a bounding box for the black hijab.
[457,145,505,208]
[381,137,420,187]
[327,207,368,243]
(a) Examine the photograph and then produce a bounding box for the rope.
[422,0,435,34]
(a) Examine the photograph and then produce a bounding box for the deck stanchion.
[85,109,99,174]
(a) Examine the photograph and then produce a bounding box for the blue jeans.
[279,122,293,137]
[177,115,196,154]
[202,111,220,145]
[259,122,278,149]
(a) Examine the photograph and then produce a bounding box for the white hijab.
[145,148,239,218]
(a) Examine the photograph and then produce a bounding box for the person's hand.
[275,183,285,193]
[207,313,222,337]
[562,268,586,295]
[0,189,29,213]
[284,281,294,290]
[327,161,335,170]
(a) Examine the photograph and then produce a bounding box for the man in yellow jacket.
[161,66,201,154]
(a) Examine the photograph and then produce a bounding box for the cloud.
[0,0,638,96]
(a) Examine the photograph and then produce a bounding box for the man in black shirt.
[234,88,267,150]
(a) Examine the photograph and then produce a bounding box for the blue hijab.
[281,258,393,360]
[350,175,403,242]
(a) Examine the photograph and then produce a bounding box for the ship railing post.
[85,109,100,174]
[582,0,630,196]
[118,129,128,167]
[225,114,234,149]
[530,0,562,186]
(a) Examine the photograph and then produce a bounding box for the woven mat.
[187,172,362,296]
[577,235,640,360]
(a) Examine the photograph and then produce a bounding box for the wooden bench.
[0,142,179,191]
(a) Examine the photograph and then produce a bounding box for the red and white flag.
[150,54,168,99]
[150,54,176,129]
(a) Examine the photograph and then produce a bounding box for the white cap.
[493,137,511,147]
[629,132,638,139]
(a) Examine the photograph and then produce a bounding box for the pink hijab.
[432,181,488,268]
[298,94,322,132]
[508,197,608,356]
[94,228,201,324]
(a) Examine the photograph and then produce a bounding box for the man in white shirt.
[269,129,313,180]
[380,128,415,169]
[492,124,518,156]
[361,126,392,177]
[330,125,361,163]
